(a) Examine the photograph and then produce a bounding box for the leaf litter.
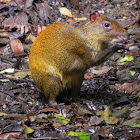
[0,0,140,139]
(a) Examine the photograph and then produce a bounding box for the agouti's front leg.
[71,77,83,101]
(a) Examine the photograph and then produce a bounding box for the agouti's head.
[82,11,128,51]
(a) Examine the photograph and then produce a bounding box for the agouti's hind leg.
[42,75,63,104]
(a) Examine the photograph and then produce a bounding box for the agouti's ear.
[90,11,100,22]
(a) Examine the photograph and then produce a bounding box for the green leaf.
[130,123,140,128]
[54,114,70,125]
[68,131,90,140]
[118,56,134,62]
[130,71,136,76]
[23,125,34,137]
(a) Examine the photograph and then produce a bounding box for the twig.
[123,16,140,29]
[35,137,59,140]
[0,55,16,63]
[11,53,29,58]
[13,0,21,10]
[112,64,134,67]
[0,74,33,83]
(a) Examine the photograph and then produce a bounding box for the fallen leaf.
[84,73,94,79]
[3,114,25,120]
[36,2,53,21]
[0,68,15,74]
[123,118,137,126]
[130,71,136,76]
[3,70,31,79]
[118,55,134,62]
[68,131,90,140]
[14,70,31,79]
[65,105,71,113]
[84,66,113,79]
[2,124,23,133]
[88,116,103,126]
[10,39,24,55]
[42,108,59,114]
[0,32,9,38]
[101,107,118,124]
[74,103,92,116]
[120,83,139,94]
[23,123,34,138]
[24,0,34,9]
[0,112,8,117]
[0,132,21,139]
[2,12,29,26]
[54,114,70,125]
[58,7,73,18]
[90,66,113,75]
[130,123,140,128]
[104,131,110,135]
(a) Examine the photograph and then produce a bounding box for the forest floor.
[0,0,140,139]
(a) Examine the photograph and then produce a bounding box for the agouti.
[29,11,127,104]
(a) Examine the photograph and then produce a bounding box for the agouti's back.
[29,11,128,104]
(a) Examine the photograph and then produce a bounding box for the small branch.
[0,55,16,63]
[11,53,29,58]
[13,0,21,10]
[0,74,33,83]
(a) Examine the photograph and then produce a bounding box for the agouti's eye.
[104,23,110,27]
[102,21,112,31]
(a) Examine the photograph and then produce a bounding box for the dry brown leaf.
[36,2,53,21]
[120,83,140,94]
[0,132,21,139]
[84,73,94,79]
[88,116,103,126]
[84,66,113,79]
[65,105,71,113]
[2,12,29,26]
[10,39,24,55]
[42,108,59,114]
[90,66,113,75]
[24,0,34,9]
[74,103,92,116]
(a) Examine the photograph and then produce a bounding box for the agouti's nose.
[122,34,128,41]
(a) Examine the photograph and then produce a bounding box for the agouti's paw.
[49,100,58,106]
